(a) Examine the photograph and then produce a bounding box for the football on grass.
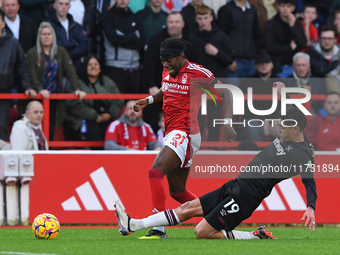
[32,213,60,240]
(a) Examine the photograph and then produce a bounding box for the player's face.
[277,119,295,142]
[160,53,184,77]
[303,7,317,24]
[324,94,340,116]
[26,102,44,127]
[293,57,309,77]
[2,0,20,22]
[87,57,101,78]
[125,101,141,123]
[195,14,213,31]
[320,31,337,52]
[167,13,185,38]
[278,3,295,17]
[54,0,70,19]
[40,27,53,47]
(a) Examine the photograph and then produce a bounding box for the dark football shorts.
[199,180,257,231]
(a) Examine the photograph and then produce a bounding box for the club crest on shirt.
[182,73,187,84]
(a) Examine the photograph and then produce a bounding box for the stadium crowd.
[1,0,340,151]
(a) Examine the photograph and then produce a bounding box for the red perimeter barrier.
[29,152,340,224]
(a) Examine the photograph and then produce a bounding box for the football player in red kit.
[133,38,236,239]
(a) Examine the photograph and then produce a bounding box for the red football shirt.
[105,120,158,150]
[161,60,215,135]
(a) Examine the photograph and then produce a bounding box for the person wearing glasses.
[308,23,340,78]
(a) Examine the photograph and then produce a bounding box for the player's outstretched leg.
[253,226,275,239]
[114,201,133,236]
[114,200,182,238]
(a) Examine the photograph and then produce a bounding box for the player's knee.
[148,168,164,179]
[194,225,209,239]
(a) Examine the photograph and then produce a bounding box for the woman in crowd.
[64,55,124,144]
[26,22,86,140]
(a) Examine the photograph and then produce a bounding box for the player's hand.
[75,90,86,100]
[300,206,315,231]
[25,89,37,98]
[224,125,237,143]
[133,99,148,112]
[39,89,50,98]
[273,82,285,97]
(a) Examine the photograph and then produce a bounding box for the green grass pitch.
[0,226,339,255]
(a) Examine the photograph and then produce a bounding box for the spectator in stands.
[218,0,261,83]
[18,0,52,25]
[300,4,318,51]
[302,0,332,28]
[3,0,39,118]
[240,52,280,141]
[308,23,339,78]
[10,100,48,150]
[69,0,103,63]
[26,22,86,140]
[181,0,216,33]
[188,5,234,78]
[333,9,340,44]
[286,52,325,114]
[64,55,124,143]
[264,0,306,77]
[187,5,234,141]
[102,0,145,94]
[3,0,38,53]
[104,100,162,150]
[46,0,89,76]
[305,92,340,151]
[0,9,36,142]
[136,0,168,42]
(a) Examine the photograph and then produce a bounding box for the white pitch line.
[0,252,61,255]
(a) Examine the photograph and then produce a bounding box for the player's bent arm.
[134,89,163,112]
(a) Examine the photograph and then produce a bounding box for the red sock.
[148,168,166,212]
[171,190,198,204]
